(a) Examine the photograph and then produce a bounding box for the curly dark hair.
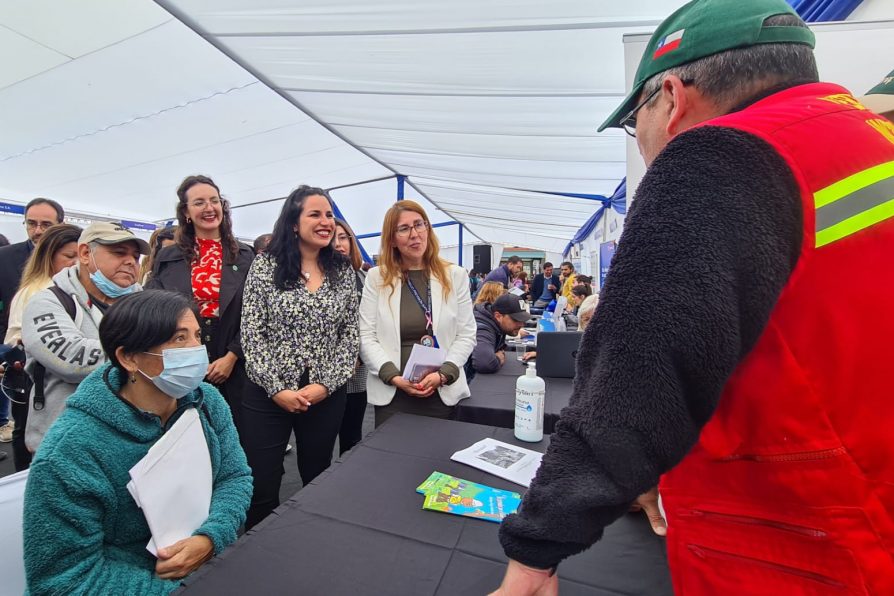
[174,175,240,265]
[267,185,348,291]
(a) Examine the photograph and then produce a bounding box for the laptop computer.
[535,331,583,378]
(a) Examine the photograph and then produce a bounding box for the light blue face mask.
[90,252,137,298]
[140,345,209,399]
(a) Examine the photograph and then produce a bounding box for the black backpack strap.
[33,285,77,411]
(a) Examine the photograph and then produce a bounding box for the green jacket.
[24,364,252,595]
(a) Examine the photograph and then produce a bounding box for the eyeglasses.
[24,220,56,231]
[335,233,352,243]
[395,221,429,238]
[188,197,222,209]
[619,78,694,138]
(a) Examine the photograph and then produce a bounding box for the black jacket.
[530,273,560,302]
[0,240,33,340]
[146,242,255,361]
[499,126,803,569]
[465,303,506,380]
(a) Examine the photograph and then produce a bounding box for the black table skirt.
[177,414,672,596]
[455,358,574,433]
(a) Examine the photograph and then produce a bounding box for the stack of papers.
[402,343,446,383]
[127,408,212,555]
[451,438,543,487]
[416,471,520,523]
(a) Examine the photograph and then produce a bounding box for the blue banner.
[120,219,158,231]
[599,241,616,290]
[0,201,25,215]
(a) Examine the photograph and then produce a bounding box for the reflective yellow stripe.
[815,196,894,247]
[814,160,894,209]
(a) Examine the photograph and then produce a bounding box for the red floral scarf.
[192,238,222,318]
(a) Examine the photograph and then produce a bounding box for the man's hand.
[156,535,214,579]
[496,350,506,365]
[272,389,312,413]
[489,560,558,596]
[206,352,238,384]
[630,487,667,536]
[522,351,537,362]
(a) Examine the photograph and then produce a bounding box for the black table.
[178,415,671,596]
[456,358,574,433]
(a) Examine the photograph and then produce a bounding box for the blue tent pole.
[397,175,406,201]
[458,224,464,267]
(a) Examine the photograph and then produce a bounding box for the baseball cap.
[492,295,530,323]
[78,221,150,255]
[859,69,894,117]
[598,0,815,132]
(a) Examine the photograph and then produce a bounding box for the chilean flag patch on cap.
[653,29,685,59]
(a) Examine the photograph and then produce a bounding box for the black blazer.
[530,273,560,302]
[0,241,33,340]
[147,242,255,361]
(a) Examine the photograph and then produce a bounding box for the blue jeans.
[0,392,9,426]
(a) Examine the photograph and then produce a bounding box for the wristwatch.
[438,371,448,387]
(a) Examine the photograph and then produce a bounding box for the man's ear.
[663,75,691,138]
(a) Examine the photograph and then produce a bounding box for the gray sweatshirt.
[21,265,137,451]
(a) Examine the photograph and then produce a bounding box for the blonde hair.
[17,224,82,305]
[474,281,506,305]
[578,293,599,329]
[379,200,451,297]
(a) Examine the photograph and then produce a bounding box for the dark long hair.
[100,290,199,373]
[174,175,240,265]
[267,185,346,291]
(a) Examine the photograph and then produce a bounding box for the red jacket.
[660,82,894,594]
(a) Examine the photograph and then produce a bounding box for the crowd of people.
[0,183,559,592]
[3,0,893,593]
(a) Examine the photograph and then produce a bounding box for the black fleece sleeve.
[499,126,803,569]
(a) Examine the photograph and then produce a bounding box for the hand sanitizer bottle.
[515,365,545,442]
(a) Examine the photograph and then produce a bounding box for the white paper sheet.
[451,438,543,487]
[127,408,212,555]
[402,343,446,383]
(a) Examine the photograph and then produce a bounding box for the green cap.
[598,0,815,132]
[860,69,894,116]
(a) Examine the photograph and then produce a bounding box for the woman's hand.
[297,383,329,405]
[489,560,558,596]
[206,352,238,384]
[416,371,444,393]
[156,535,214,579]
[391,376,434,398]
[273,390,312,413]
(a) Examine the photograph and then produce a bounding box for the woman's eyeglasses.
[188,197,222,209]
[395,221,428,238]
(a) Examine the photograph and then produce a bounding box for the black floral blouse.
[241,253,359,397]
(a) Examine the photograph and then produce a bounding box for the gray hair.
[640,14,818,112]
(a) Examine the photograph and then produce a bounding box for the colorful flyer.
[416,471,521,523]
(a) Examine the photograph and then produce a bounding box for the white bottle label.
[515,387,544,432]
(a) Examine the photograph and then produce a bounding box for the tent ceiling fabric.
[155,0,691,250]
[1,0,691,251]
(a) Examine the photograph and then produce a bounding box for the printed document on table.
[451,438,543,487]
[402,343,446,383]
[127,408,212,555]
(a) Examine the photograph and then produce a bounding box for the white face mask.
[139,346,209,399]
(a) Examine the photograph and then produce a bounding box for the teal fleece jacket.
[23,364,253,595]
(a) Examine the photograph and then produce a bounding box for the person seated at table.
[563,285,593,328]
[23,290,252,595]
[474,281,506,305]
[577,294,599,329]
[466,295,532,381]
[531,262,560,308]
[359,200,476,427]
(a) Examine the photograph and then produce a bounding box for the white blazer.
[360,264,477,406]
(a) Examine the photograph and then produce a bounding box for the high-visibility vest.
[659,82,894,595]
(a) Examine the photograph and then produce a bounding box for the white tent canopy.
[2,0,892,254]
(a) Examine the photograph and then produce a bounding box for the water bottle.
[515,365,545,442]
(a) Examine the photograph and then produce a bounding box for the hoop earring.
[186,217,191,223]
